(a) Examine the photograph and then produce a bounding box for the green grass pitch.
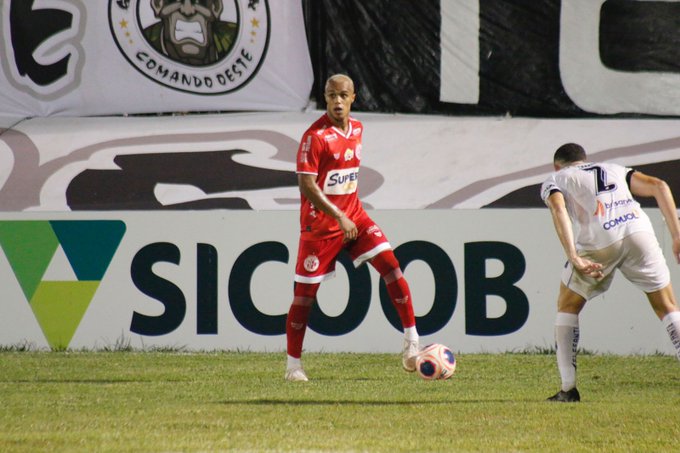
[0,351,678,452]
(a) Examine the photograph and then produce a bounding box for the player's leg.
[547,244,618,401]
[348,217,419,371]
[285,236,342,381]
[645,283,680,361]
[548,282,586,402]
[369,249,419,371]
[620,232,680,360]
[285,282,319,382]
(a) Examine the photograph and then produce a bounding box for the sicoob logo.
[108,0,270,95]
[0,221,125,349]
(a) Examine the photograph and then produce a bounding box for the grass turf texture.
[0,352,678,452]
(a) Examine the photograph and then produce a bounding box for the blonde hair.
[324,74,354,93]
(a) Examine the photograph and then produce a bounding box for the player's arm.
[630,171,680,263]
[546,191,604,278]
[298,174,357,241]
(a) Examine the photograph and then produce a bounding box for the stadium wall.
[0,209,676,355]
[1,112,679,355]
[3,112,680,212]
[3,0,680,354]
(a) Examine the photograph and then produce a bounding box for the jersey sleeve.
[296,132,322,175]
[540,175,561,206]
[625,168,636,189]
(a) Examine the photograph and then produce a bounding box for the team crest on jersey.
[333,153,341,160]
[108,0,270,95]
[344,148,354,161]
[304,255,320,272]
[367,224,383,237]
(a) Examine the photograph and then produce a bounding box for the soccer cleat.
[284,367,308,382]
[402,338,420,372]
[547,387,580,402]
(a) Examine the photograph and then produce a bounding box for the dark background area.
[301,0,680,117]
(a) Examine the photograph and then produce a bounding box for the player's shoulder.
[299,119,327,150]
[540,174,560,201]
[541,168,560,186]
[348,116,363,128]
[348,116,363,134]
[303,114,334,138]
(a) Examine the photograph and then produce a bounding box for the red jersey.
[297,113,368,240]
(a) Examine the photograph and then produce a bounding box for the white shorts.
[562,231,670,300]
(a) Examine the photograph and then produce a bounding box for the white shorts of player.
[562,231,671,300]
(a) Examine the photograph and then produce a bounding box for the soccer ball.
[416,343,456,380]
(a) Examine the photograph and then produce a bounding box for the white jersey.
[540,162,655,251]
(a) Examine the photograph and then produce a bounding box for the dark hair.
[554,143,586,165]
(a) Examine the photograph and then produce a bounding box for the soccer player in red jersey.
[284,74,420,381]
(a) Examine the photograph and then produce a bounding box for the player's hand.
[337,215,357,242]
[571,256,604,279]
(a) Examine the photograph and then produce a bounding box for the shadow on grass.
[1,378,157,384]
[217,398,528,406]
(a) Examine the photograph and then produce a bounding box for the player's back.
[544,162,653,250]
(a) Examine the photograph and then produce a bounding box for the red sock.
[386,277,416,328]
[286,304,312,358]
[371,251,416,329]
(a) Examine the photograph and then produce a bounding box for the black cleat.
[547,388,580,402]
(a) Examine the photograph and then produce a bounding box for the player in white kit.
[541,143,680,402]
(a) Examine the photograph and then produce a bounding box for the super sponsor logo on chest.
[323,167,359,195]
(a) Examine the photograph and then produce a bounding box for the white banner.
[0,210,677,355]
[2,112,680,212]
[0,0,313,117]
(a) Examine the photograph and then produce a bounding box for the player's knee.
[294,282,320,301]
[646,284,678,318]
[371,250,401,277]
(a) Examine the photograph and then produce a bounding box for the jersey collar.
[325,113,353,139]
